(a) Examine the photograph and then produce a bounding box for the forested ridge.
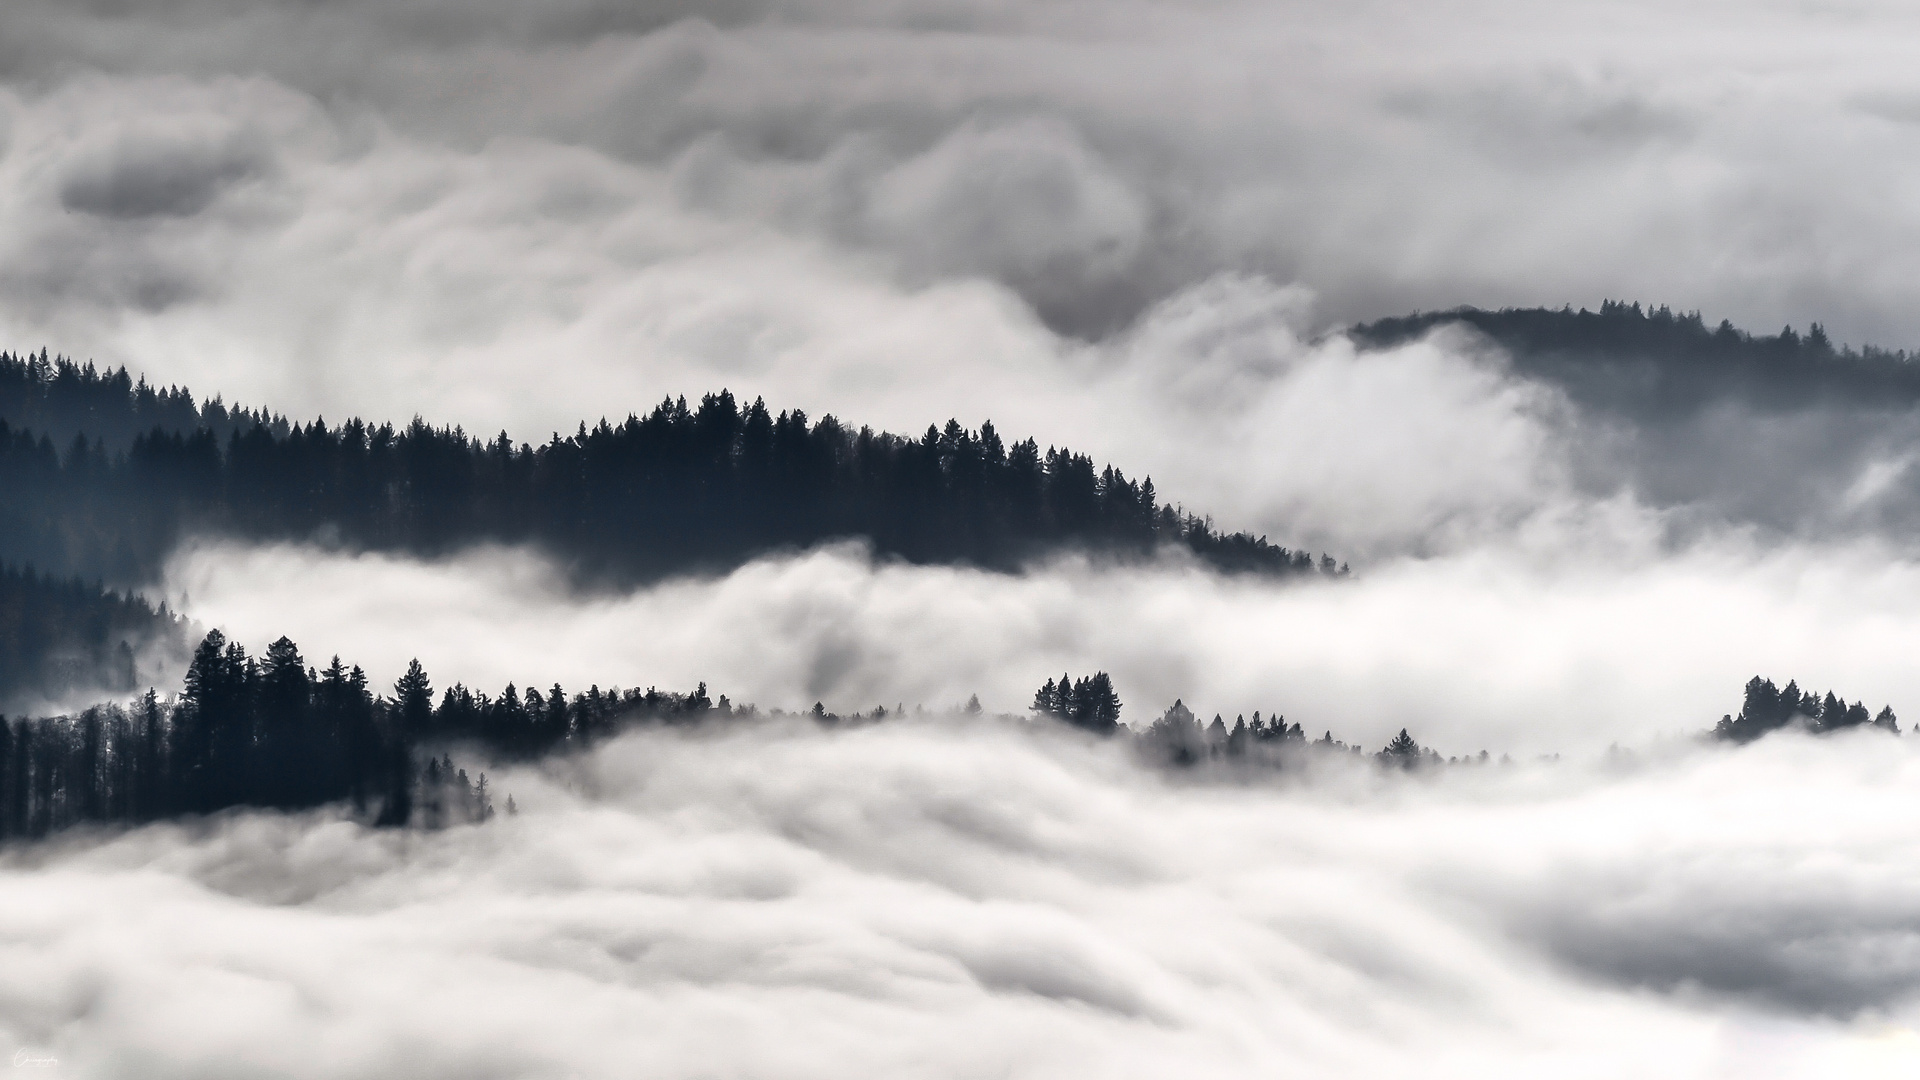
[0,348,1341,706]
[0,639,1462,839]
[0,630,722,839]
[0,348,286,453]
[5,325,1901,843]
[1350,299,1920,415]
[0,351,1340,586]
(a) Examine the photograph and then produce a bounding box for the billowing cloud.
[1,0,1920,461]
[10,4,1920,1070]
[3,720,1920,1078]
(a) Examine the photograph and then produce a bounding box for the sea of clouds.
[9,0,1920,1075]
[6,720,1920,1078]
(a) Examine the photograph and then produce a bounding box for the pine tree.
[1031,678,1055,714]
[1378,729,1423,769]
[395,659,433,737]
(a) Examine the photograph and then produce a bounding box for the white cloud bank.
[3,720,1920,1078]
[164,533,1920,758]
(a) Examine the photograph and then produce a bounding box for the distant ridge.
[1350,301,1920,415]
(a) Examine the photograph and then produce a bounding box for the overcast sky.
[7,0,1920,454]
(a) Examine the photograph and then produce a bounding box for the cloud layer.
[163,533,1920,757]
[4,720,1920,1079]
[12,5,1920,1073]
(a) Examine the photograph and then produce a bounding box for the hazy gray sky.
[5,0,1920,451]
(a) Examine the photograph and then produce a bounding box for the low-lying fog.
[5,719,1920,1078]
[165,534,1920,758]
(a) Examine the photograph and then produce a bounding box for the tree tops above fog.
[0,642,1464,842]
[0,353,1344,587]
[0,629,726,840]
[2,633,1905,845]
[1713,676,1898,744]
[1032,672,1121,734]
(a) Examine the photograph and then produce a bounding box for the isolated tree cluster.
[1712,676,1898,743]
[0,630,734,839]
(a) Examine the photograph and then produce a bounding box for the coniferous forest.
[0,629,733,838]
[2,307,1913,841]
[1351,299,1920,413]
[0,350,1339,590]
[0,348,1345,709]
[6,610,1886,839]
[0,564,187,707]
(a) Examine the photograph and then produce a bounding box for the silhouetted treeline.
[1713,676,1899,743]
[0,349,285,453]
[0,380,1344,584]
[1351,300,1920,416]
[0,564,190,711]
[0,631,725,840]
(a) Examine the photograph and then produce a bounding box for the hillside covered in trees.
[1350,301,1920,536]
[0,349,286,453]
[0,564,190,713]
[0,639,1450,840]
[1,628,1901,844]
[0,352,1341,588]
[1351,300,1920,415]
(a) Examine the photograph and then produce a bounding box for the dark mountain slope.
[0,378,1340,588]
[0,565,190,713]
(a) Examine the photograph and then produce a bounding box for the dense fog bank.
[3,719,1919,1078]
[164,535,1920,757]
